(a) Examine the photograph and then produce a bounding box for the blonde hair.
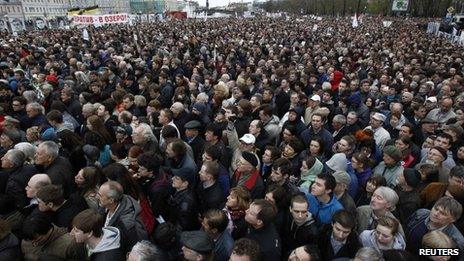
[422,230,456,249]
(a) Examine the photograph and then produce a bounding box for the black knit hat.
[242,151,258,168]
[403,168,421,188]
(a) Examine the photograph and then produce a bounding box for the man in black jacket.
[168,169,200,231]
[196,161,226,215]
[281,194,319,258]
[318,209,360,260]
[136,152,171,219]
[1,149,36,209]
[184,120,205,166]
[34,141,75,198]
[36,184,87,230]
[245,199,281,261]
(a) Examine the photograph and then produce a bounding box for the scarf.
[228,207,246,221]
[234,170,259,191]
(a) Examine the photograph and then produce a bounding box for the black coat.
[53,195,88,230]
[167,188,200,231]
[0,233,21,261]
[64,98,83,124]
[187,135,205,166]
[4,164,36,208]
[318,226,360,261]
[281,211,320,256]
[39,156,76,198]
[246,224,282,261]
[196,181,226,215]
[139,174,171,218]
[90,248,124,261]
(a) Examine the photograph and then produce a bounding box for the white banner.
[72,13,129,25]
[392,0,409,12]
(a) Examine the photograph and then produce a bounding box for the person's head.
[309,137,325,156]
[365,175,387,194]
[270,158,292,184]
[132,123,154,146]
[394,135,412,153]
[205,123,222,143]
[0,130,21,148]
[26,174,51,199]
[35,141,59,166]
[374,216,400,246]
[258,105,273,122]
[289,194,309,225]
[427,146,447,166]
[288,244,321,261]
[158,108,173,125]
[337,135,356,154]
[245,199,277,228]
[26,102,43,118]
[351,152,369,171]
[332,114,346,131]
[229,238,261,261]
[333,171,351,195]
[354,247,384,261]
[399,122,414,138]
[97,181,123,210]
[382,145,402,167]
[331,209,356,242]
[181,230,214,261]
[283,137,304,158]
[370,113,386,129]
[70,209,104,243]
[429,197,463,228]
[226,186,251,210]
[432,133,452,152]
[137,152,163,178]
[36,185,64,212]
[262,146,281,165]
[449,166,464,188]
[199,161,219,183]
[166,138,187,159]
[1,149,25,169]
[248,119,262,136]
[370,186,399,212]
[171,168,193,191]
[422,230,456,261]
[237,151,258,173]
[201,209,228,236]
[311,113,324,130]
[74,166,101,193]
[127,240,166,261]
[347,111,358,125]
[311,173,336,197]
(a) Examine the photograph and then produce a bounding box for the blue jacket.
[306,193,343,224]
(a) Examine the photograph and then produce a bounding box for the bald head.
[26,174,51,199]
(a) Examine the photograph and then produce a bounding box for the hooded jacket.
[104,195,148,252]
[359,229,406,252]
[306,193,343,224]
[298,158,323,191]
[88,226,123,261]
[281,212,319,256]
[373,162,404,188]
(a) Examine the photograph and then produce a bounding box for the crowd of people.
[0,14,463,261]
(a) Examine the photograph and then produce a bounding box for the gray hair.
[130,240,163,261]
[333,114,346,125]
[136,123,156,142]
[26,102,44,114]
[5,149,26,167]
[23,91,38,103]
[374,186,399,211]
[38,141,59,160]
[82,103,95,113]
[14,142,37,162]
[104,181,123,203]
[134,95,146,107]
[355,247,384,261]
[196,92,209,103]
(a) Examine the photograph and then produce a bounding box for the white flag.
[352,13,359,28]
[83,28,89,41]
